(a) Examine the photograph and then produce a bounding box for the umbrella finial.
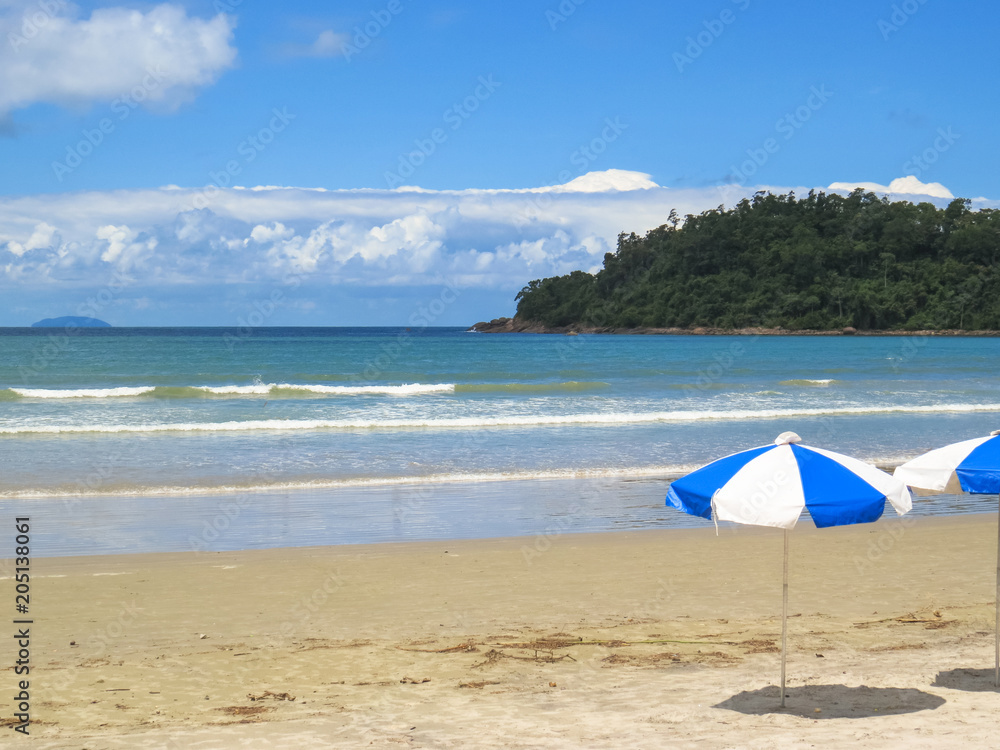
[775,431,801,446]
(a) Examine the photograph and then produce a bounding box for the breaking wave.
[5,383,455,399]
[3,402,999,436]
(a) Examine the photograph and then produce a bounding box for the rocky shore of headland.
[468,317,1000,336]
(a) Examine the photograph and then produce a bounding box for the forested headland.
[477,190,1000,333]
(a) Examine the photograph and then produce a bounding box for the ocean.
[2,327,998,557]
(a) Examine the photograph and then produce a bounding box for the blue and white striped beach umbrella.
[894,431,1000,687]
[667,431,912,529]
[666,431,912,707]
[893,431,1000,496]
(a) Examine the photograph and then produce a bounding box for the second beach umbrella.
[666,431,912,707]
[893,431,1000,687]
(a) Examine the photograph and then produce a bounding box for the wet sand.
[5,512,1000,748]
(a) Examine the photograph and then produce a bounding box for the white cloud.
[363,213,444,264]
[248,222,295,244]
[2,220,56,256]
[283,29,349,58]
[0,2,237,115]
[543,169,659,193]
[95,224,157,269]
[264,222,335,274]
[390,169,659,195]
[24,221,57,250]
[96,224,135,263]
[827,175,955,200]
[255,213,448,278]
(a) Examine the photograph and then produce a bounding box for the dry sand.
[4,513,1000,748]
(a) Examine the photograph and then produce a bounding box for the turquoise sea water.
[1,327,998,556]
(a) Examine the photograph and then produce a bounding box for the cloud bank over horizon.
[1,170,994,326]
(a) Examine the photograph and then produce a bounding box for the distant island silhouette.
[31,316,111,328]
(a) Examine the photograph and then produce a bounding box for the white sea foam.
[193,383,454,395]
[3,402,999,435]
[6,382,455,399]
[10,386,157,398]
[191,385,271,395]
[0,465,692,500]
[0,451,926,500]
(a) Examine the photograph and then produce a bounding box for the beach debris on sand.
[854,610,955,629]
[247,690,295,702]
[397,641,479,653]
[216,705,272,717]
[458,680,501,689]
[473,647,576,668]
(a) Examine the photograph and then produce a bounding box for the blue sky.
[0,0,998,325]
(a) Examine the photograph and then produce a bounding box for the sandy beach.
[5,513,1000,748]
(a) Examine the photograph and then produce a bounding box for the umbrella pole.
[996,494,999,688]
[781,528,788,708]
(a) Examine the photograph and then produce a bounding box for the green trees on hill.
[512,190,1000,331]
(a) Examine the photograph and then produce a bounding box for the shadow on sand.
[933,668,1000,693]
[714,684,946,719]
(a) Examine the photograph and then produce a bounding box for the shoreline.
[11,513,1000,747]
[469,317,1000,336]
[13,470,997,560]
